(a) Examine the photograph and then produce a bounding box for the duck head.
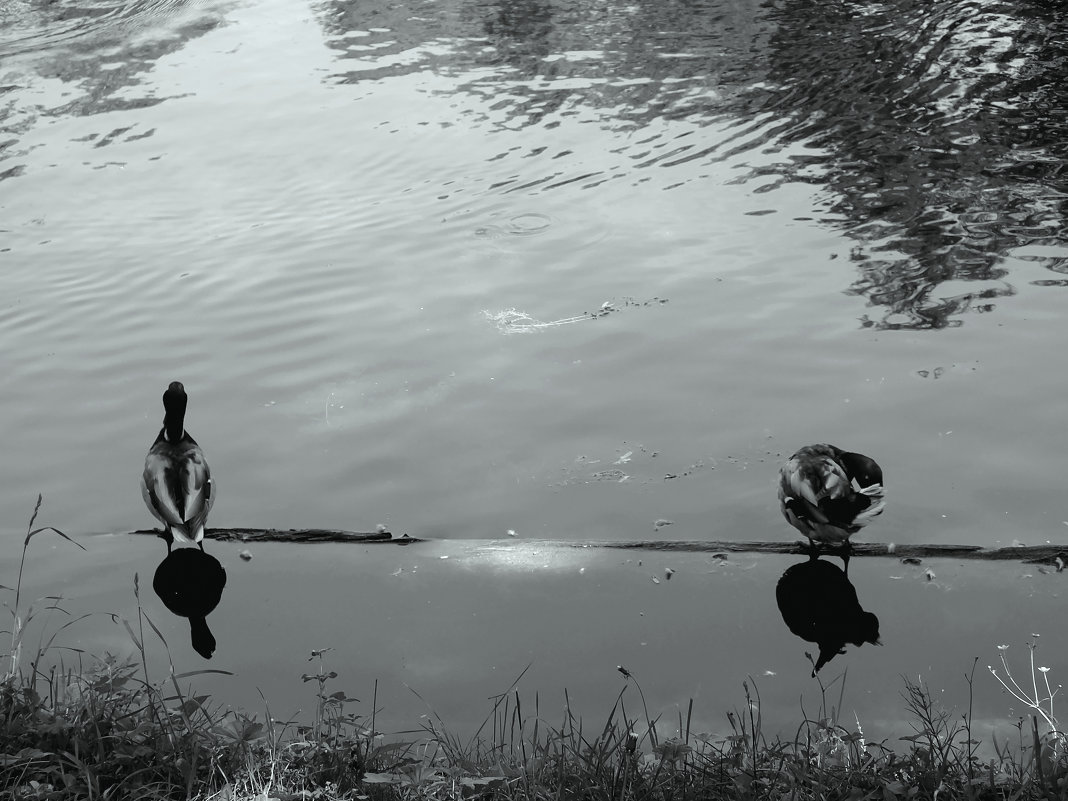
[838,450,883,489]
[852,610,881,647]
[162,381,188,443]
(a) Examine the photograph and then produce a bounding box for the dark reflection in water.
[0,0,223,182]
[314,0,769,129]
[313,0,1068,329]
[775,556,880,677]
[153,549,227,659]
[0,0,189,57]
[738,0,1068,329]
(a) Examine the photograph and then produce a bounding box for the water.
[2,0,1068,741]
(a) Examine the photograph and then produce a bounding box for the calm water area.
[3,0,1068,745]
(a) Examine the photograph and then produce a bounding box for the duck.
[140,381,215,552]
[777,444,884,559]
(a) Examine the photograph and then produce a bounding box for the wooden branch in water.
[129,529,1066,566]
[131,528,422,545]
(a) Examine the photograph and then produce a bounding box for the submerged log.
[552,539,1067,567]
[129,529,1067,567]
[131,528,422,545]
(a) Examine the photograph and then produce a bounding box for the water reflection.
[153,549,227,659]
[0,0,186,58]
[0,0,224,183]
[775,556,880,677]
[313,0,767,129]
[731,0,1068,329]
[310,0,1068,329]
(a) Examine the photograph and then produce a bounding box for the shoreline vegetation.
[5,500,1068,800]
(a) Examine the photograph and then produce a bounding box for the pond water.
[3,0,1068,744]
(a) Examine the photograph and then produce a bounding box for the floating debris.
[901,557,922,565]
[483,297,669,334]
[592,469,628,482]
[239,549,252,562]
[924,568,936,581]
[665,567,675,580]
[654,519,673,530]
[481,308,590,334]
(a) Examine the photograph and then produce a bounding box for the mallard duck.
[140,381,214,552]
[778,444,884,554]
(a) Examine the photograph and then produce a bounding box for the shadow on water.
[310,0,1068,329]
[152,548,227,659]
[775,555,881,677]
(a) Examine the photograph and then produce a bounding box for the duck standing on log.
[778,444,884,565]
[140,381,215,552]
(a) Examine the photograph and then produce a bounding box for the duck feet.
[839,542,853,574]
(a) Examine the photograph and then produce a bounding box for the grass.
[3,499,1068,800]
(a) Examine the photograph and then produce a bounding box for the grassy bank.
[4,500,1067,800]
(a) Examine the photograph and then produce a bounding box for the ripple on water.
[465,206,609,256]
[475,211,553,240]
[0,0,214,59]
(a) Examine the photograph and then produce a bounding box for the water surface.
[2,0,1068,740]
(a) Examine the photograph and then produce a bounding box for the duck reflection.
[153,549,227,659]
[775,555,880,676]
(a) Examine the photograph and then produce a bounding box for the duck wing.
[779,455,846,526]
[142,447,188,530]
[142,438,214,541]
[178,446,213,528]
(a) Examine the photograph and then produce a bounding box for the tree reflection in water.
[312,0,1068,330]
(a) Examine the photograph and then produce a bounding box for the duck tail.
[170,524,197,544]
